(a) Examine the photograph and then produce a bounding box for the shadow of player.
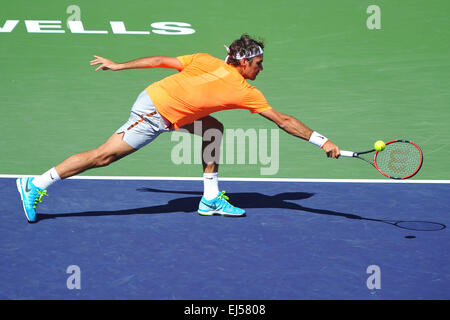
[37,187,446,231]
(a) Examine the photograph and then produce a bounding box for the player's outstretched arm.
[260,109,312,140]
[260,108,340,158]
[90,55,183,71]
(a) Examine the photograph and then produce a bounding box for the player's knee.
[203,117,224,134]
[95,156,114,168]
[203,119,224,142]
[214,119,224,133]
[91,149,117,168]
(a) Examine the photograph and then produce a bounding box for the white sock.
[203,172,219,200]
[33,167,61,190]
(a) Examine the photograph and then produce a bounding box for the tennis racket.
[340,139,423,179]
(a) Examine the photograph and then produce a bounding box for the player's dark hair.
[226,34,264,66]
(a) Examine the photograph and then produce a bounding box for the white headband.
[224,45,263,62]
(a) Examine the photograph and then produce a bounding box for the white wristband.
[309,131,329,148]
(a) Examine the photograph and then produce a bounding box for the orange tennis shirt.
[145,53,272,130]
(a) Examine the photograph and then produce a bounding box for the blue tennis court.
[1,177,449,299]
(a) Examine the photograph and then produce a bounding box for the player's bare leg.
[55,132,136,179]
[16,132,136,222]
[181,115,222,173]
[181,116,245,217]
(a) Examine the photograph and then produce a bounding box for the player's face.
[245,55,263,80]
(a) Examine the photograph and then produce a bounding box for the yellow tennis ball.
[374,140,386,151]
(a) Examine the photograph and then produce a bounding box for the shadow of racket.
[136,187,446,232]
[364,218,446,231]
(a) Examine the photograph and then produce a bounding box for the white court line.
[1,174,449,184]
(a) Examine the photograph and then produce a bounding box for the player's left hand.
[90,55,121,71]
[322,140,340,158]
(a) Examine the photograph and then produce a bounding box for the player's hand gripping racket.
[340,140,423,179]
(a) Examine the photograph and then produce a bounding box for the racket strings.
[375,142,422,178]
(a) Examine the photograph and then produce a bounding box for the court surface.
[1,177,449,299]
[1,0,449,301]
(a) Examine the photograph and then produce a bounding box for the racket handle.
[340,150,355,157]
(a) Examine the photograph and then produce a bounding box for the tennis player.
[16,34,340,222]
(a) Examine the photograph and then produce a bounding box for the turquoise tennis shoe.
[198,190,245,217]
[16,177,48,223]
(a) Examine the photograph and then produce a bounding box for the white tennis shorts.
[116,90,172,149]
